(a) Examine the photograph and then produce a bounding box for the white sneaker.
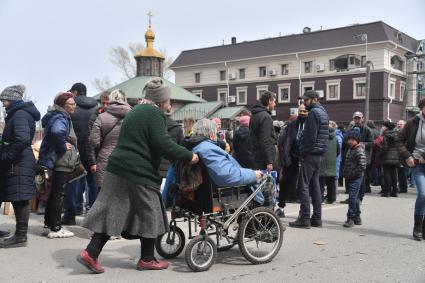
[47,228,74,239]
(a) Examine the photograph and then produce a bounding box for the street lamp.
[354,33,370,122]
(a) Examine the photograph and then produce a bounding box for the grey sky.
[0,0,424,114]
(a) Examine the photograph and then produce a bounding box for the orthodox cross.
[147,10,153,27]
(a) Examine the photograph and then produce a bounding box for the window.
[256,85,268,100]
[326,79,341,101]
[361,56,366,67]
[301,81,315,94]
[400,83,406,101]
[389,78,396,99]
[329,59,335,71]
[217,88,227,103]
[352,77,366,99]
[277,83,291,103]
[304,61,312,73]
[259,66,267,77]
[391,55,404,71]
[239,68,246,79]
[194,73,200,83]
[236,87,248,105]
[281,64,289,75]
[192,90,202,99]
[219,70,226,81]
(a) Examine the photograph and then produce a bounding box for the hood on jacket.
[183,135,209,150]
[106,102,131,119]
[6,101,40,121]
[41,105,70,127]
[75,95,98,109]
[383,129,398,141]
[251,102,271,115]
[328,127,336,140]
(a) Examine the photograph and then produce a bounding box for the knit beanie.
[0,84,26,101]
[382,120,396,131]
[347,127,361,143]
[109,89,126,104]
[239,116,250,127]
[143,78,171,103]
[54,92,74,107]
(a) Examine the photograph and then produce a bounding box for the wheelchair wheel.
[155,226,185,259]
[237,207,284,264]
[185,235,217,272]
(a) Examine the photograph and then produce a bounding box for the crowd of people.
[0,80,424,273]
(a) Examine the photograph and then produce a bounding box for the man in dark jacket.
[290,90,329,229]
[276,104,308,217]
[63,83,98,224]
[249,91,277,171]
[366,120,380,189]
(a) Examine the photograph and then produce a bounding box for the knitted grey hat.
[0,84,26,101]
[143,78,171,103]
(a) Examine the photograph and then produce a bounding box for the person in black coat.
[158,114,184,178]
[249,91,277,171]
[233,115,255,168]
[0,84,40,248]
[276,105,308,217]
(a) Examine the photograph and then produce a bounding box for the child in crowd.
[343,128,367,228]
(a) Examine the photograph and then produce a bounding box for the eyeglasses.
[299,110,308,113]
[65,102,76,106]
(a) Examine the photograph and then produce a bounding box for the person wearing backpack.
[89,90,131,189]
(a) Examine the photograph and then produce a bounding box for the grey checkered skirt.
[81,171,168,238]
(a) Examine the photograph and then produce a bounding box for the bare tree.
[92,43,174,92]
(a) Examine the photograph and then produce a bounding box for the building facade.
[171,21,421,124]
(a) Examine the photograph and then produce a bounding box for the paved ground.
[1,186,425,283]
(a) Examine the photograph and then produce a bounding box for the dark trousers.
[319,176,336,203]
[347,176,363,219]
[45,171,69,231]
[298,154,322,219]
[398,166,408,193]
[87,232,156,261]
[278,160,299,208]
[383,165,398,195]
[364,164,372,193]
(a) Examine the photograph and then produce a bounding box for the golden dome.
[135,25,164,59]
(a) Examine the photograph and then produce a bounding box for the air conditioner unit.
[228,96,236,103]
[228,73,236,80]
[269,69,277,76]
[316,63,325,72]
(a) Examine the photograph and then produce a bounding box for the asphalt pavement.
[0,186,424,283]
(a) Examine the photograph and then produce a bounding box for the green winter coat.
[319,128,340,177]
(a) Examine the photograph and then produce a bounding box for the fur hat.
[382,120,396,131]
[0,84,26,101]
[54,92,74,107]
[239,116,250,127]
[143,78,171,103]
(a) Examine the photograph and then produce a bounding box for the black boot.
[413,215,423,241]
[422,216,425,240]
[289,217,311,229]
[1,201,29,248]
[0,230,10,238]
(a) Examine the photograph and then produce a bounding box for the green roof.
[92,76,205,103]
[209,106,250,120]
[171,101,223,121]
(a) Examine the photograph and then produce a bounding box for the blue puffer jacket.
[38,105,74,170]
[299,103,329,157]
[0,100,40,202]
[335,129,343,179]
[191,137,257,187]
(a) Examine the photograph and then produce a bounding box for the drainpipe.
[387,43,398,121]
[296,53,302,105]
[225,61,229,106]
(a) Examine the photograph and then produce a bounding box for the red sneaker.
[76,250,105,274]
[137,259,170,270]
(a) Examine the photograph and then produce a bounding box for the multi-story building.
[171,21,421,124]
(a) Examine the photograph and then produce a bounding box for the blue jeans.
[347,176,363,219]
[411,164,425,215]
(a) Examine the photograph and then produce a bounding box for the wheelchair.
[156,163,285,272]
